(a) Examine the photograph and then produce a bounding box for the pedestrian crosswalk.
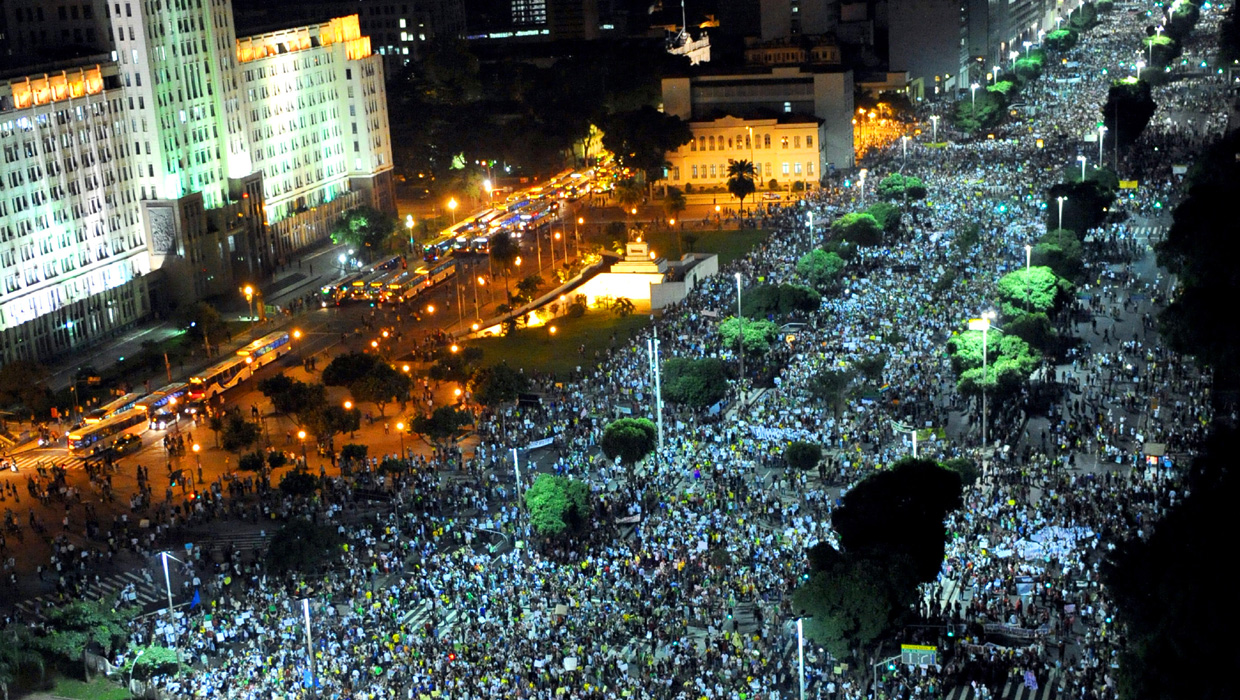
[2,450,86,473]
[399,598,463,636]
[187,530,274,553]
[943,674,1059,700]
[15,569,167,619]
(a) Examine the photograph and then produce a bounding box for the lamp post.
[575,217,583,257]
[192,443,202,483]
[448,197,458,225]
[735,272,745,405]
[1097,125,1107,167]
[395,422,405,459]
[858,168,868,206]
[1024,244,1033,310]
[797,618,807,700]
[159,551,176,615]
[647,335,664,452]
[993,65,1001,85]
[745,125,756,170]
[1077,154,1087,182]
[929,115,939,143]
[1023,40,1032,56]
[302,598,318,699]
[1056,196,1066,230]
[128,648,147,689]
[298,430,307,467]
[474,275,484,319]
[901,135,909,162]
[242,285,255,337]
[970,82,979,112]
[967,312,997,448]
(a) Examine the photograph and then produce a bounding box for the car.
[151,411,179,430]
[761,193,782,201]
[112,434,142,455]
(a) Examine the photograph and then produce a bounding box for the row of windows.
[689,133,813,152]
[683,162,815,179]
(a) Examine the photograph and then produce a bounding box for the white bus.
[83,392,144,424]
[68,407,148,457]
[236,331,291,369]
[188,356,251,401]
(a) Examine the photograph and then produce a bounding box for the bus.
[68,407,148,457]
[136,383,190,413]
[236,331,291,369]
[403,259,458,302]
[83,393,144,424]
[188,356,251,400]
[321,272,365,305]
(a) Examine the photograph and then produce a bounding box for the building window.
[806,135,813,148]
[783,101,792,113]
[764,134,771,148]
[781,137,789,149]
[807,162,814,175]
[794,162,802,175]
[782,162,790,175]
[794,136,801,148]
[690,139,697,152]
[710,164,717,178]
[765,163,772,176]
[692,165,698,178]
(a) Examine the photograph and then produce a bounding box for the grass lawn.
[468,310,651,378]
[52,676,132,700]
[640,227,770,266]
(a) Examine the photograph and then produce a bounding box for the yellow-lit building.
[664,115,826,188]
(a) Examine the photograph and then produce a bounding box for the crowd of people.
[0,1,1232,698]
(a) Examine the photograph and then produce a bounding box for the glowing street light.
[241,285,256,337]
[929,114,939,143]
[969,82,980,110]
[1077,154,1087,182]
[448,197,458,224]
[1097,125,1107,166]
[395,421,405,457]
[192,443,201,483]
[297,430,308,466]
[1056,195,1067,230]
[405,214,415,251]
[967,311,998,448]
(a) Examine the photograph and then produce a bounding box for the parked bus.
[83,393,144,424]
[68,407,148,456]
[321,272,365,305]
[188,356,251,400]
[136,383,190,413]
[403,260,458,302]
[236,331,291,369]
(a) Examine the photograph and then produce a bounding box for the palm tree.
[488,231,521,300]
[727,160,757,214]
[0,626,45,700]
[663,187,688,256]
[615,178,645,217]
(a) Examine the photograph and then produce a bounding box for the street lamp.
[128,648,147,688]
[993,65,1001,84]
[797,618,807,700]
[241,285,256,337]
[447,197,458,224]
[1023,40,1032,56]
[1077,154,1087,182]
[159,551,176,615]
[297,430,307,466]
[575,217,583,256]
[405,214,415,252]
[1097,125,1107,166]
[969,82,980,111]
[1056,196,1067,231]
[192,443,202,483]
[483,179,493,203]
[929,115,939,143]
[901,135,909,161]
[967,312,997,448]
[858,168,868,206]
[1024,243,1033,310]
[302,599,318,699]
[735,272,745,404]
[395,422,405,458]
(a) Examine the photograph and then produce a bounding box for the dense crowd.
[0,1,1232,699]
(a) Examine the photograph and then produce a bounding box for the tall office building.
[0,2,393,365]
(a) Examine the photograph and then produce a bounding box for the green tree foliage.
[785,441,823,470]
[662,357,729,408]
[1045,181,1113,235]
[854,354,888,382]
[830,212,883,246]
[1105,425,1239,700]
[278,468,320,497]
[987,80,1019,100]
[488,231,522,297]
[1164,0,1201,41]
[742,283,822,317]
[524,474,593,537]
[940,456,981,487]
[1067,1,1098,30]
[514,275,543,305]
[0,625,45,696]
[322,353,381,387]
[238,451,265,472]
[792,549,919,659]
[411,406,472,447]
[122,646,179,681]
[1142,34,1181,67]
[349,363,411,417]
[340,444,369,462]
[34,597,137,662]
[266,519,344,574]
[718,317,781,355]
[1014,50,1047,81]
[865,202,902,236]
[470,362,530,407]
[726,160,757,211]
[267,450,287,471]
[601,417,658,466]
[807,368,854,415]
[331,206,398,257]
[946,330,1041,395]
[256,374,295,412]
[1033,228,1085,279]
[796,249,847,291]
[663,186,687,221]
[1102,79,1156,151]
[875,173,927,200]
[301,404,359,446]
[220,411,261,454]
[177,301,230,355]
[832,457,964,582]
[601,106,693,183]
[1044,27,1079,50]
[995,266,1066,317]
[952,88,1006,133]
[609,296,636,318]
[428,345,483,384]
[1004,312,1056,352]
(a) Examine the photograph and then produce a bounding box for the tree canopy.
[830,212,883,246]
[470,362,530,407]
[946,330,1041,395]
[322,353,382,387]
[995,266,1067,317]
[332,206,399,256]
[718,317,781,355]
[600,417,658,466]
[349,362,411,417]
[741,283,822,317]
[726,160,757,210]
[1102,79,1157,151]
[785,441,823,470]
[876,173,927,200]
[410,406,473,447]
[267,518,344,574]
[662,357,729,408]
[1032,228,1085,280]
[525,474,593,538]
[601,106,692,183]
[796,249,847,291]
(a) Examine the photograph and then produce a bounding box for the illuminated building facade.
[664,115,826,188]
[0,2,393,365]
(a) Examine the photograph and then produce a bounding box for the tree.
[301,404,357,447]
[177,301,230,357]
[614,178,645,213]
[322,353,381,387]
[601,418,658,467]
[601,106,693,183]
[1102,78,1156,152]
[1032,228,1085,279]
[865,202,902,237]
[796,249,847,291]
[410,405,472,447]
[470,363,530,407]
[662,357,729,408]
[340,444,369,463]
[807,369,854,416]
[349,363,411,417]
[0,626,44,700]
[940,457,980,487]
[875,173,927,200]
[830,212,883,246]
[278,468,320,497]
[726,160,757,212]
[515,275,542,305]
[951,88,1006,133]
[266,519,344,574]
[718,317,780,355]
[1142,34,1181,67]
[663,186,687,222]
[947,330,1041,395]
[743,284,821,317]
[793,548,919,659]
[238,451,265,472]
[832,457,964,583]
[524,474,592,538]
[995,266,1066,317]
[33,596,137,664]
[220,411,261,454]
[267,450,287,471]
[1044,27,1079,50]
[785,441,822,470]
[488,231,522,299]
[609,296,636,318]
[1005,312,1056,352]
[121,646,179,682]
[1221,1,1240,65]
[331,206,398,258]
[1045,180,1112,235]
[256,374,296,414]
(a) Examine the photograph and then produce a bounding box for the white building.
[665,114,826,188]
